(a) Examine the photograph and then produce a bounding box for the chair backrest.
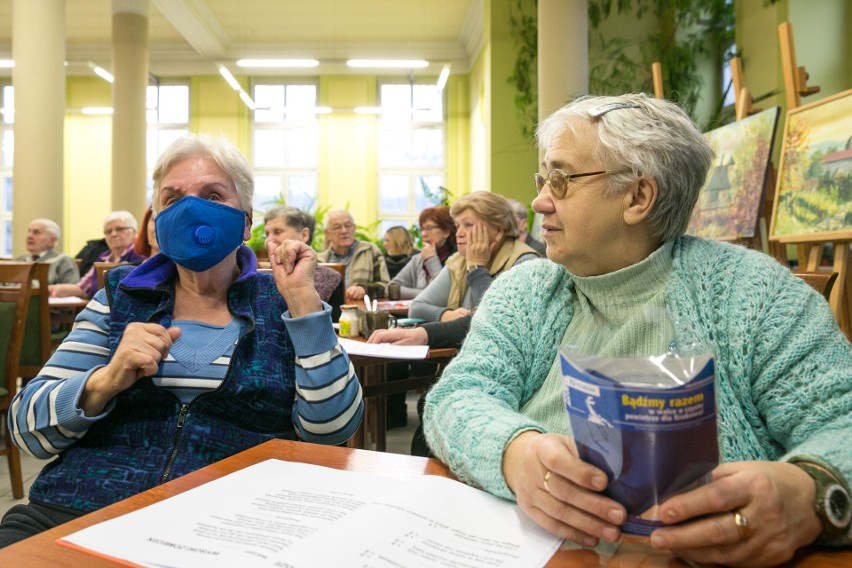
[18,262,52,379]
[95,261,127,290]
[319,263,346,281]
[0,262,35,403]
[794,271,838,301]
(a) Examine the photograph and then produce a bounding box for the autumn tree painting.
[771,90,852,239]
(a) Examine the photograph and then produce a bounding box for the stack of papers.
[60,459,562,568]
[338,337,429,360]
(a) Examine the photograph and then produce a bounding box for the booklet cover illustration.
[560,351,718,536]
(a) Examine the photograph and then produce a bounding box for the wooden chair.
[319,263,346,281]
[0,261,35,499]
[94,261,127,290]
[18,262,52,383]
[794,271,838,301]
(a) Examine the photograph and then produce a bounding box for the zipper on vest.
[161,404,189,483]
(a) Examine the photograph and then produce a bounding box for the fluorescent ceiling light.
[0,59,14,69]
[236,59,319,68]
[239,91,256,110]
[81,107,114,115]
[353,107,382,115]
[436,65,451,91]
[347,59,428,69]
[218,65,241,91]
[87,61,114,83]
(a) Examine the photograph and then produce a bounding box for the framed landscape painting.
[687,107,779,240]
[770,89,852,243]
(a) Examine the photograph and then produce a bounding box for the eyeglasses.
[534,169,622,199]
[420,225,441,232]
[328,222,355,233]
[104,226,133,236]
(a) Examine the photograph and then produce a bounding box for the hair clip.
[587,102,640,118]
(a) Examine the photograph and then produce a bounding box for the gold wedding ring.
[543,470,551,493]
[733,509,752,538]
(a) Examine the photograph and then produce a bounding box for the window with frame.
[1,84,13,257]
[377,81,446,235]
[250,82,319,214]
[146,83,190,201]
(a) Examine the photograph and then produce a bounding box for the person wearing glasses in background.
[15,218,80,285]
[48,210,146,299]
[409,192,539,323]
[388,205,458,300]
[422,93,852,566]
[317,208,389,301]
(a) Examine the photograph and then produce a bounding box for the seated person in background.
[409,191,539,323]
[508,198,546,256]
[133,204,160,257]
[383,226,418,279]
[317,208,389,301]
[49,210,146,299]
[15,218,80,284]
[389,205,457,300]
[0,133,363,548]
[423,94,852,566]
[265,205,345,321]
[73,237,109,276]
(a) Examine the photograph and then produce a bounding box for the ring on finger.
[732,509,753,538]
[544,470,551,493]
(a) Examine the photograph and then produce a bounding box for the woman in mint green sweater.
[423,94,852,567]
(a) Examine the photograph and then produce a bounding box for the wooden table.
[348,345,457,451]
[0,439,848,568]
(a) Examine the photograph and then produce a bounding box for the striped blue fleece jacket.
[8,246,362,514]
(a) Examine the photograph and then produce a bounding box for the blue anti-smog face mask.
[154,196,246,272]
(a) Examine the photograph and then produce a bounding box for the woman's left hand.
[465,222,496,268]
[266,239,322,317]
[650,461,822,567]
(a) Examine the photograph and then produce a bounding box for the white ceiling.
[0,0,482,78]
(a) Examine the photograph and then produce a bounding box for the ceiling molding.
[152,0,230,58]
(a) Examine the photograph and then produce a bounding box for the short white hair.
[324,209,354,229]
[30,218,61,242]
[104,210,138,232]
[537,93,714,242]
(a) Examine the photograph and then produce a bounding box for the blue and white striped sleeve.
[9,289,116,459]
[283,302,363,445]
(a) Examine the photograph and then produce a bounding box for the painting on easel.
[770,89,852,242]
[687,107,780,240]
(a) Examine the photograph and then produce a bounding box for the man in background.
[317,208,389,301]
[15,218,80,285]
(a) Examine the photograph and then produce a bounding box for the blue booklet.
[560,351,718,536]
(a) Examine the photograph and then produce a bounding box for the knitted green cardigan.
[423,237,852,544]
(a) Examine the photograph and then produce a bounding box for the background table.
[0,440,848,568]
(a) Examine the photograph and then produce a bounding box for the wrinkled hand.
[504,431,626,547]
[81,323,181,416]
[465,222,500,268]
[440,307,471,322]
[420,242,437,260]
[266,239,322,318]
[345,285,367,301]
[367,326,428,345]
[650,461,821,567]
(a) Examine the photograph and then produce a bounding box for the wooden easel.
[769,23,852,337]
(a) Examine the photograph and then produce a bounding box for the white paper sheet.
[338,337,429,360]
[60,459,561,568]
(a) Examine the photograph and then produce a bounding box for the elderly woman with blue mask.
[0,134,364,548]
[423,94,852,566]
